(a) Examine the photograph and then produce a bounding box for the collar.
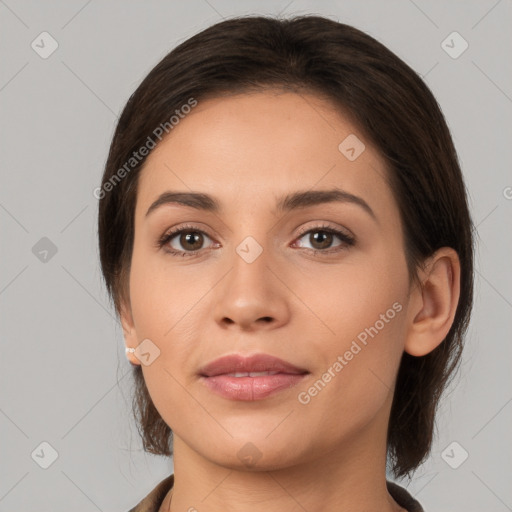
[127,474,424,512]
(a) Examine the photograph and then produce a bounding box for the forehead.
[135,90,396,220]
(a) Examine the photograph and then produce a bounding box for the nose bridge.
[228,214,274,278]
[227,231,274,302]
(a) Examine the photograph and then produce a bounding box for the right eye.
[157,225,218,257]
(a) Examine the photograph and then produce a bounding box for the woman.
[97,14,473,512]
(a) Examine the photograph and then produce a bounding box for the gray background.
[1,1,511,511]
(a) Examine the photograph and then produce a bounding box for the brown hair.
[98,14,474,479]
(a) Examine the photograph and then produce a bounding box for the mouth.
[198,353,310,401]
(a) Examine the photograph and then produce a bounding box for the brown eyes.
[157,223,355,258]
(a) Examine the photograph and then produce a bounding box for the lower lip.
[200,373,308,401]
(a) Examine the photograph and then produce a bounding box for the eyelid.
[294,221,354,240]
[160,222,213,238]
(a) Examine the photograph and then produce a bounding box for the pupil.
[182,232,202,250]
[312,231,331,249]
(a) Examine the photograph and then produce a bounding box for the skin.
[121,90,460,512]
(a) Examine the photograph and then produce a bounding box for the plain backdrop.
[1,1,511,511]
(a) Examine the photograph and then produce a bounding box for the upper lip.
[199,353,309,377]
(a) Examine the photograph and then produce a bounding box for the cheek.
[128,249,206,428]
[128,243,203,339]
[297,246,408,346]
[292,248,409,405]
[127,247,197,396]
[294,297,407,442]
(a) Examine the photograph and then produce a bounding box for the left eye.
[294,228,354,252]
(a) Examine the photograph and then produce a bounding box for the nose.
[212,241,291,332]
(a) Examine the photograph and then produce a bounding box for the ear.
[119,299,141,366]
[404,247,461,357]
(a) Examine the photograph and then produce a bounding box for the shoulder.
[386,480,425,512]
[127,473,174,512]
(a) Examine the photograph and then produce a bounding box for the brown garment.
[127,473,425,512]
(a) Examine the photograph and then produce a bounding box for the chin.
[197,434,305,471]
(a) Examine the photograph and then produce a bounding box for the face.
[123,90,413,470]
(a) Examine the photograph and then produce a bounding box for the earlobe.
[404,247,461,357]
[119,301,141,366]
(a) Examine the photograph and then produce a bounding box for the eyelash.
[156,223,355,258]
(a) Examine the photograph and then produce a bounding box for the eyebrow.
[145,188,376,221]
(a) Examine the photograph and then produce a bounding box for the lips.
[198,353,310,401]
[198,353,309,377]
